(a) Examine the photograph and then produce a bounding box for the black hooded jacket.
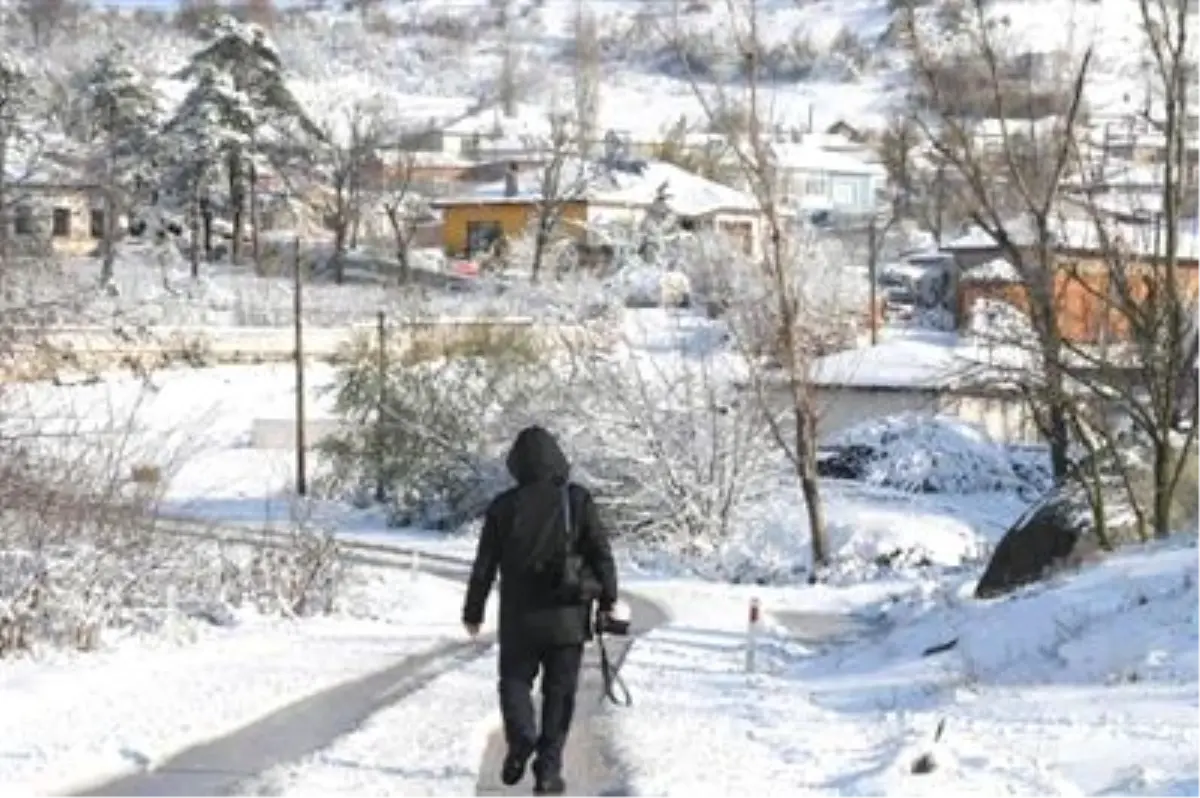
[462,426,619,648]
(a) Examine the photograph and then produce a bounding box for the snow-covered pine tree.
[74,45,160,284]
[0,54,37,266]
[175,14,318,267]
[637,181,678,267]
[162,64,255,276]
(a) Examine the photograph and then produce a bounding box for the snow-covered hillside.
[13,0,1167,143]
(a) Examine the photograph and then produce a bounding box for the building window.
[90,209,105,239]
[832,181,855,208]
[465,220,503,256]
[803,175,826,196]
[13,205,33,235]
[52,208,71,238]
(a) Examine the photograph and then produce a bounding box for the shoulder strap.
[562,483,576,543]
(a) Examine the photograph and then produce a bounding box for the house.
[767,141,886,217]
[1084,111,1200,187]
[5,178,112,258]
[807,335,1040,444]
[430,158,765,260]
[948,217,1200,344]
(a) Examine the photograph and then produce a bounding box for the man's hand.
[464,622,481,638]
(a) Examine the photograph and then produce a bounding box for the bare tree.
[662,0,845,573]
[571,0,601,158]
[0,56,37,269]
[899,0,1094,483]
[495,0,520,118]
[520,111,592,282]
[15,0,79,48]
[313,104,382,284]
[1060,0,1197,540]
[379,150,433,285]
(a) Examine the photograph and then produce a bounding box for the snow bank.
[627,482,1028,586]
[829,414,1052,496]
[612,537,1199,796]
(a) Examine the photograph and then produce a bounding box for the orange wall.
[959,256,1199,344]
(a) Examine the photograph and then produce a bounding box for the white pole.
[745,596,761,674]
[410,549,420,581]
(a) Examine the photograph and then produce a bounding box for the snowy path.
[72,519,673,798]
[475,593,670,797]
[81,639,494,796]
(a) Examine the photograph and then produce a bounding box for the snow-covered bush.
[830,414,1052,495]
[0,380,349,657]
[558,310,775,553]
[316,323,555,528]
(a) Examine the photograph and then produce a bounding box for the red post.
[745,597,761,674]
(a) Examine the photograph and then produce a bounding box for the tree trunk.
[334,222,347,284]
[228,152,244,265]
[1152,439,1174,539]
[249,157,261,275]
[201,195,214,263]
[531,226,548,282]
[190,189,201,279]
[0,129,9,268]
[100,186,117,285]
[396,241,410,284]
[796,397,828,576]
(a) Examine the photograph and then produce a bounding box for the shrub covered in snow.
[828,414,1052,496]
[0,379,349,657]
[316,324,556,528]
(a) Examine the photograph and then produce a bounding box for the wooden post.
[374,310,387,504]
[293,237,307,497]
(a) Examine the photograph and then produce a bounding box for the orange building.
[958,249,1199,344]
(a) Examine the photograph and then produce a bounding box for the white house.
[807,335,1039,444]
[768,141,887,217]
[583,159,764,252]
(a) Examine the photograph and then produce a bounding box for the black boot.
[533,770,566,795]
[501,746,534,786]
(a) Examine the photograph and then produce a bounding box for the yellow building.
[433,196,589,257]
[432,158,766,260]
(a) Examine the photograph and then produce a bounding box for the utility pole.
[292,236,307,497]
[868,216,879,346]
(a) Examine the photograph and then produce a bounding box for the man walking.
[462,425,619,795]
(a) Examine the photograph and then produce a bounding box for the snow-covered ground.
[610,539,1199,796]
[0,567,484,795]
[239,654,500,796]
[2,303,1196,795]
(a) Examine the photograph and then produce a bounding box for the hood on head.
[505,425,570,485]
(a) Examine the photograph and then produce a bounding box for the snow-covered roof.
[433,158,761,217]
[769,143,885,177]
[943,216,1200,261]
[588,160,759,216]
[810,336,966,391]
[810,334,1033,392]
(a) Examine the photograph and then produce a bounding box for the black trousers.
[498,641,585,776]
